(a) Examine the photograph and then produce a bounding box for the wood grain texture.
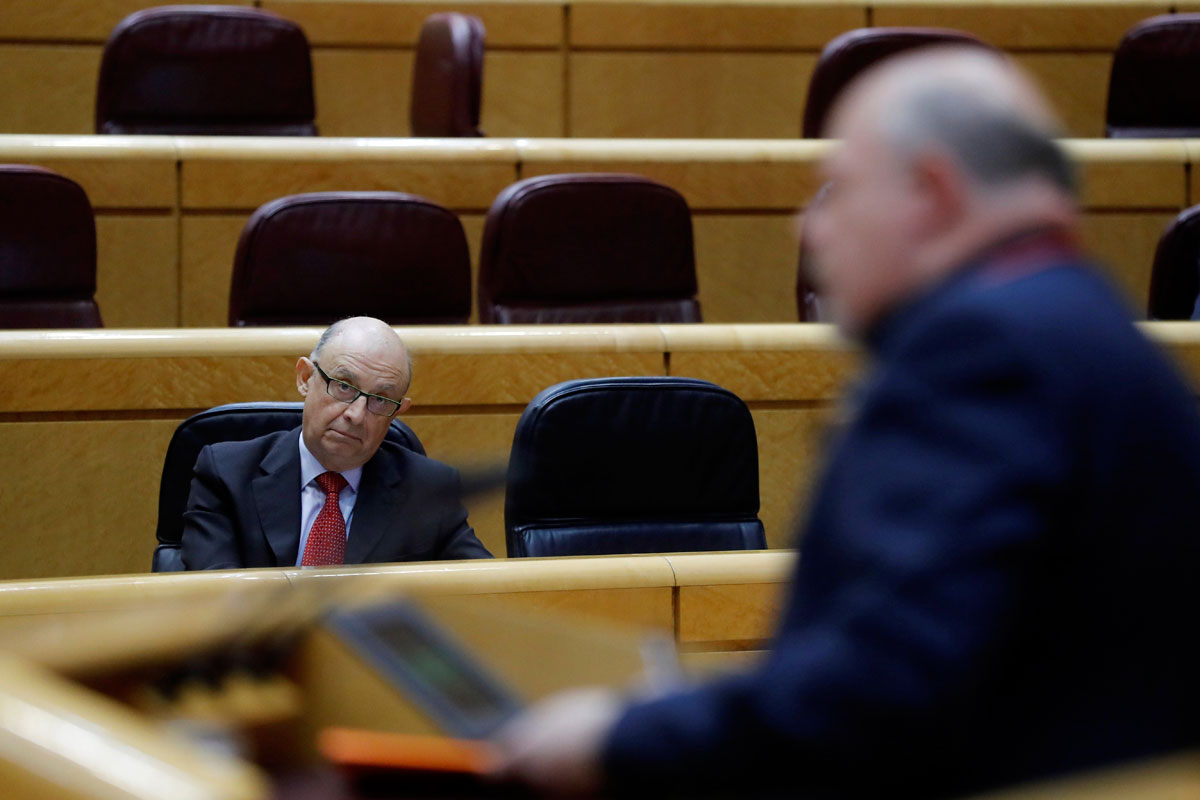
[180,215,251,328]
[0,0,249,40]
[95,214,179,328]
[677,583,786,644]
[693,214,805,322]
[0,46,101,134]
[1081,212,1177,308]
[311,48,413,138]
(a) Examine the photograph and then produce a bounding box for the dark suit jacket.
[181,427,491,569]
[603,244,1200,797]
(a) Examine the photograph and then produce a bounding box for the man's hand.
[490,688,624,796]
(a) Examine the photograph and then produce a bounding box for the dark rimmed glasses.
[313,361,405,417]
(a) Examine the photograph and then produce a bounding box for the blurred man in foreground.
[493,49,1200,797]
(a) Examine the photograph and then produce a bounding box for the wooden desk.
[0,135,1188,328]
[0,0,1174,139]
[2,323,1198,580]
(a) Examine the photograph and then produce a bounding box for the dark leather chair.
[803,27,989,138]
[796,183,831,322]
[478,174,701,323]
[229,192,472,326]
[411,13,486,137]
[1147,204,1200,320]
[96,5,317,135]
[1107,14,1200,138]
[153,402,425,572]
[505,377,766,557]
[0,165,102,329]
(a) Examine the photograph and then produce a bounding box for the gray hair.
[884,86,1077,196]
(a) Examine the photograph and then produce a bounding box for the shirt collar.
[297,430,362,493]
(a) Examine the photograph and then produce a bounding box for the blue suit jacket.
[604,250,1200,796]
[181,428,491,569]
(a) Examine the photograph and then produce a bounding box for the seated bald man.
[182,317,490,569]
[492,50,1200,796]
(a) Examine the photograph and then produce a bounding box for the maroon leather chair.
[229,192,472,326]
[0,166,102,329]
[1147,204,1200,319]
[96,5,316,135]
[478,174,701,323]
[1107,14,1200,138]
[411,13,486,137]
[803,27,990,138]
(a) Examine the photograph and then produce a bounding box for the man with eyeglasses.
[181,316,490,569]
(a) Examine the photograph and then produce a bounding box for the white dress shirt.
[295,430,363,566]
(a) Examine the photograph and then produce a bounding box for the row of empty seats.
[7,162,1200,328]
[152,376,767,569]
[87,5,1200,139]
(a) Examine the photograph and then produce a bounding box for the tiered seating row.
[0,0,1172,138]
[3,322,1199,581]
[0,135,1188,328]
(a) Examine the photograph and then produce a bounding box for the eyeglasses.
[312,362,405,418]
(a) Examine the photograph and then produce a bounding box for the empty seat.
[478,174,701,323]
[1148,204,1200,320]
[804,27,989,138]
[96,5,317,135]
[411,13,486,137]
[153,402,425,572]
[229,192,472,326]
[505,377,766,557]
[1107,14,1200,138]
[0,165,102,329]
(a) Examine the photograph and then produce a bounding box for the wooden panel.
[677,583,786,644]
[0,419,182,580]
[692,214,802,322]
[516,140,831,209]
[311,48,413,138]
[179,214,248,328]
[95,214,179,328]
[179,149,517,211]
[1081,212,1176,309]
[462,214,486,323]
[263,0,563,47]
[870,1,1164,49]
[402,412,522,558]
[0,0,249,40]
[0,46,102,134]
[568,53,812,139]
[470,588,675,632]
[1066,140,1188,209]
[1016,53,1113,139]
[483,51,566,138]
[569,2,862,48]
[751,407,835,549]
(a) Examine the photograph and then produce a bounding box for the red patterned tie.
[301,471,349,566]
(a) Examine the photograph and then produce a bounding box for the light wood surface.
[0,135,1187,327]
[2,324,1198,580]
[0,0,1174,139]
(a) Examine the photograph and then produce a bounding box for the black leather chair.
[0,165,103,328]
[803,27,989,138]
[153,402,425,572]
[1107,14,1200,138]
[229,191,472,326]
[478,174,701,323]
[505,377,766,557]
[96,5,317,135]
[1147,204,1200,320]
[411,13,486,137]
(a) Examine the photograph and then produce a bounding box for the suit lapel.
[345,446,410,564]
[252,429,303,567]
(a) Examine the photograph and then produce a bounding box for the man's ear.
[296,357,313,397]
[913,151,968,234]
[397,397,413,416]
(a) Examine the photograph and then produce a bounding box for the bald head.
[807,48,1080,336]
[313,316,412,394]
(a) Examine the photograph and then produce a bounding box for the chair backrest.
[1147,204,1200,320]
[229,192,472,326]
[96,5,317,136]
[796,183,831,322]
[505,377,766,557]
[153,401,425,572]
[410,13,486,137]
[478,174,701,323]
[803,27,989,138]
[0,165,102,329]
[1107,14,1200,138]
